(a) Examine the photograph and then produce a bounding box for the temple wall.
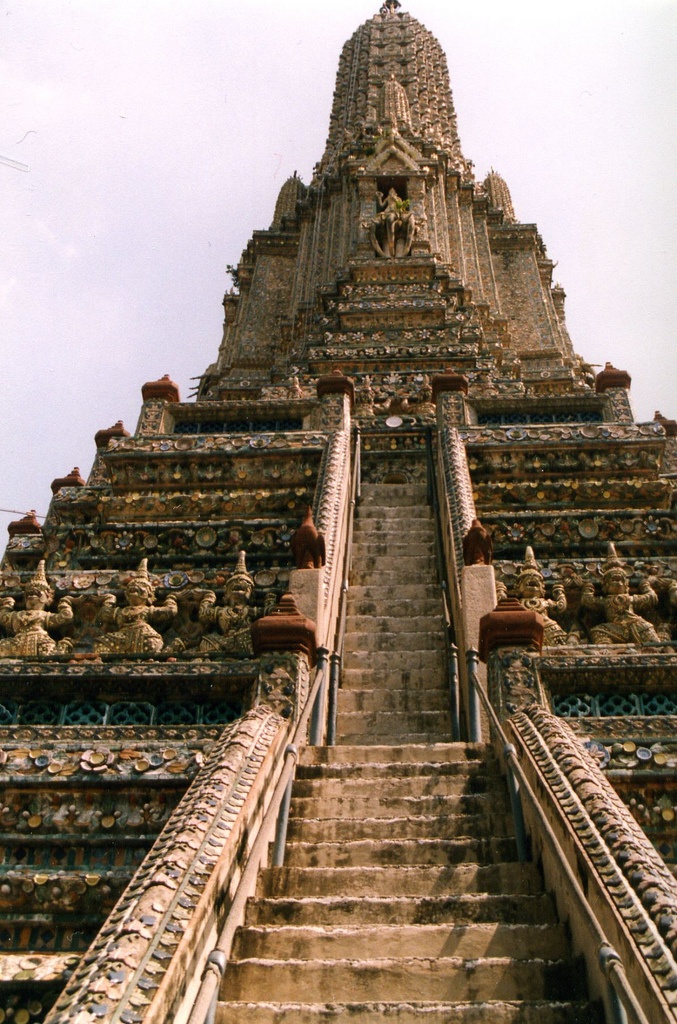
[491,242,560,353]
[234,254,297,370]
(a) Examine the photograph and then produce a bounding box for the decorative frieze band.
[439,424,476,583]
[512,702,677,1013]
[44,699,287,1024]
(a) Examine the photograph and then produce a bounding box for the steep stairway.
[339,483,451,745]
[217,483,603,1022]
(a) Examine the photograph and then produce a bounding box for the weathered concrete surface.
[217,484,600,1023]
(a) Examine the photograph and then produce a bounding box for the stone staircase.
[338,483,451,745]
[216,483,603,1022]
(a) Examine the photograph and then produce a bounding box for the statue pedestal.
[289,569,326,647]
[462,565,497,651]
[461,565,497,737]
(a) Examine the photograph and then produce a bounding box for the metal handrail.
[466,648,650,1024]
[426,427,460,740]
[327,426,361,745]
[188,431,361,1023]
[187,658,329,1024]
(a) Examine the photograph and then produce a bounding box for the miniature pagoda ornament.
[581,543,660,646]
[291,508,326,570]
[514,547,568,647]
[94,559,178,655]
[383,73,412,133]
[463,519,493,566]
[198,550,256,655]
[0,560,73,657]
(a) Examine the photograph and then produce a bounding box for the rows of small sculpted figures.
[465,523,677,646]
[505,545,677,645]
[2,539,676,658]
[0,554,263,658]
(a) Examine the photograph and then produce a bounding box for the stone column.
[479,598,545,721]
[356,176,377,257]
[431,372,468,430]
[289,568,327,647]
[316,371,354,432]
[461,564,498,735]
[407,174,431,255]
[136,374,180,436]
[595,363,634,424]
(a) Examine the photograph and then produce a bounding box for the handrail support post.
[466,648,482,743]
[202,950,227,1024]
[327,651,342,746]
[272,744,298,868]
[309,648,329,746]
[504,743,529,863]
[448,641,460,742]
[599,944,630,1024]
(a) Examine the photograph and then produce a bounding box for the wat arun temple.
[1,4,676,1022]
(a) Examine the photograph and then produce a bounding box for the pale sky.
[1,0,676,538]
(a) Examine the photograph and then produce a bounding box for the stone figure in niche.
[417,374,434,410]
[514,547,568,647]
[288,376,303,400]
[580,544,660,646]
[369,188,416,259]
[198,550,255,655]
[94,559,177,655]
[291,508,326,570]
[462,519,493,566]
[356,375,375,416]
[0,560,73,657]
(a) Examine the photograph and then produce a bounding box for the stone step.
[294,765,491,794]
[354,516,433,531]
[350,544,436,561]
[232,923,570,962]
[356,510,433,523]
[347,597,444,617]
[349,584,440,602]
[290,791,494,818]
[350,524,436,540]
[341,668,447,691]
[282,837,517,868]
[299,743,488,766]
[343,649,445,673]
[360,484,428,502]
[221,954,588,1004]
[344,615,444,634]
[351,556,436,576]
[216,999,603,1024]
[292,768,491,800]
[295,755,492,777]
[286,812,513,842]
[353,528,435,545]
[246,892,558,928]
[334,710,451,739]
[351,570,442,587]
[336,689,449,714]
[258,862,546,899]
[343,632,444,653]
[336,730,455,747]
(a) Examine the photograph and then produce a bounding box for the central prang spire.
[320,8,468,176]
